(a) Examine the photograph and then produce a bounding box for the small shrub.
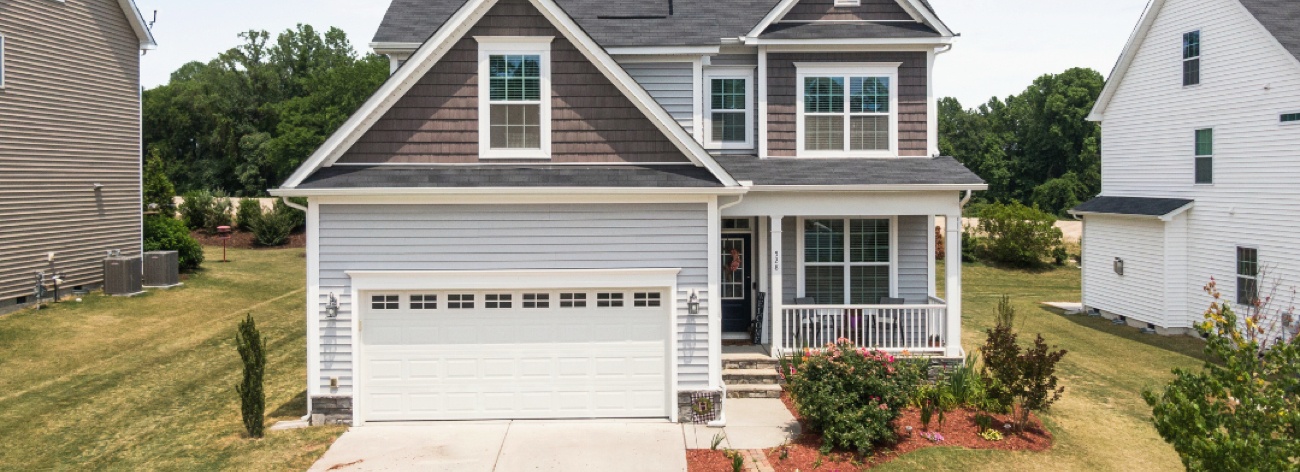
[980,296,1067,431]
[274,198,307,232]
[785,340,926,455]
[235,198,264,230]
[960,227,981,263]
[942,353,986,408]
[914,383,956,431]
[235,314,266,438]
[974,413,994,431]
[979,429,1004,441]
[250,209,294,247]
[142,149,175,214]
[975,202,1063,268]
[209,190,234,230]
[142,216,204,272]
[178,189,233,232]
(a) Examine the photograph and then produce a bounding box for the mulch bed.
[192,230,306,249]
[687,449,737,472]
[766,392,1052,471]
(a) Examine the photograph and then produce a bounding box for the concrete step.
[722,368,782,385]
[726,384,783,399]
[721,353,779,370]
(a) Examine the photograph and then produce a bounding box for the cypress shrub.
[235,314,266,438]
[142,215,204,272]
[236,198,264,230]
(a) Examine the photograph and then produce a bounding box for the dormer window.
[795,63,899,157]
[704,67,754,149]
[477,37,553,159]
[1183,31,1200,86]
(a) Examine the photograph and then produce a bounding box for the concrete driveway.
[308,420,688,472]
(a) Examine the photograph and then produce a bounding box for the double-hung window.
[477,37,552,159]
[801,218,893,304]
[704,68,754,149]
[796,63,899,157]
[1183,31,1201,86]
[1194,128,1213,184]
[1237,247,1258,306]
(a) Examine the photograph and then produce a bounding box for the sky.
[135,0,1150,107]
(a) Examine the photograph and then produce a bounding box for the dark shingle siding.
[298,165,725,188]
[1071,196,1194,217]
[713,155,984,186]
[1237,0,1300,63]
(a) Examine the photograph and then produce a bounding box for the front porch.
[716,192,966,359]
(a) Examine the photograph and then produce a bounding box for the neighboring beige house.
[0,0,157,313]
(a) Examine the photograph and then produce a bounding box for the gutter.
[280,196,308,212]
[270,186,750,197]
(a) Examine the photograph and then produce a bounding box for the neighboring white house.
[271,0,986,426]
[1074,0,1300,335]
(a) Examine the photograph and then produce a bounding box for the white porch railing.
[781,297,948,353]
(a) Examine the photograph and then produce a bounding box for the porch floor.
[721,344,771,357]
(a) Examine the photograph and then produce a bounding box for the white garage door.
[360,290,670,421]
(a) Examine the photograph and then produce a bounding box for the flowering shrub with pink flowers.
[783,339,926,455]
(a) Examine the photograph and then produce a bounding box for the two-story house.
[1074,0,1300,336]
[0,1,156,314]
[272,0,985,426]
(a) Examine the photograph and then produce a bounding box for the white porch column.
[944,214,963,357]
[770,215,785,355]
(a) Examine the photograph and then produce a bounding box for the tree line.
[143,26,1104,215]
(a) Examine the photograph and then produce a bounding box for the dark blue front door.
[721,234,752,334]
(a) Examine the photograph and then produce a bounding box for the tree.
[142,148,176,213]
[235,314,267,438]
[144,25,388,196]
[940,68,1105,216]
[1144,278,1300,470]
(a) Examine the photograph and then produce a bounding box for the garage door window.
[448,294,475,309]
[410,294,437,309]
[560,293,587,307]
[634,292,662,307]
[371,294,399,310]
[485,294,513,308]
[597,292,624,307]
[523,293,550,308]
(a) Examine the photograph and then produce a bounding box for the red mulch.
[767,392,1052,471]
[687,449,736,472]
[192,230,306,249]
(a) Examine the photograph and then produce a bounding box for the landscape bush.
[784,340,926,455]
[250,208,294,247]
[274,198,308,232]
[235,314,266,438]
[142,216,204,272]
[235,198,263,230]
[178,189,234,233]
[1143,279,1299,470]
[975,202,1063,268]
[979,295,1067,431]
[142,149,175,214]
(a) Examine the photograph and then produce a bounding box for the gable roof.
[278,0,739,191]
[1090,0,1300,121]
[372,0,950,48]
[745,0,953,40]
[118,0,157,50]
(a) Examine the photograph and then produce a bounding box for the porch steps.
[722,353,783,398]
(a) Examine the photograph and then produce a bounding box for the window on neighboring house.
[797,64,898,157]
[1282,113,1300,123]
[1237,247,1258,306]
[1194,128,1213,184]
[705,69,754,149]
[478,38,552,159]
[802,218,892,304]
[1183,31,1201,86]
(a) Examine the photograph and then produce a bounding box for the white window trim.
[1235,245,1259,307]
[795,216,899,304]
[1182,30,1201,88]
[0,33,6,89]
[795,62,900,158]
[1194,127,1213,186]
[703,66,756,150]
[476,36,554,160]
[834,0,862,6]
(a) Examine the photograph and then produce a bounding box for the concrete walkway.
[309,399,798,471]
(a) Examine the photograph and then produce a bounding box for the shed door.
[359,290,670,421]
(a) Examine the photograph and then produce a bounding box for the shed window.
[796,64,898,157]
[1183,31,1201,86]
[802,218,892,304]
[1282,113,1300,123]
[1194,128,1213,184]
[478,38,552,159]
[1237,247,1258,306]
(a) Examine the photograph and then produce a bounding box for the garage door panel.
[361,290,671,421]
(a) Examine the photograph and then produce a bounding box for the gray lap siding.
[315,203,711,394]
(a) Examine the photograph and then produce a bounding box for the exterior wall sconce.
[325,293,339,318]
[687,291,700,315]
[1114,257,1124,276]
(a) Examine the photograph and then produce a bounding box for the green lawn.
[876,262,1204,471]
[0,250,1201,470]
[0,247,344,471]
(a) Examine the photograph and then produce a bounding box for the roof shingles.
[1237,0,1300,64]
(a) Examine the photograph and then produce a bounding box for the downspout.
[959,189,973,208]
[281,196,308,212]
[718,193,745,210]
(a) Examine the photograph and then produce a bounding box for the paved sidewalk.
[682,398,800,450]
